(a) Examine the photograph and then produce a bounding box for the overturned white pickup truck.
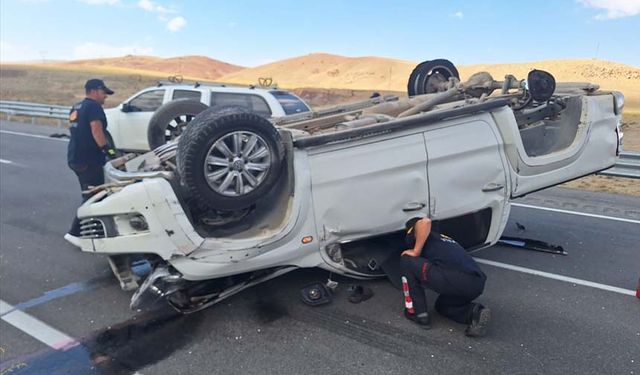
[75,59,624,313]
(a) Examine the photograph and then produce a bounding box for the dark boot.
[404,309,431,329]
[465,304,491,337]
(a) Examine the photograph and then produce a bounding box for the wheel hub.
[204,131,272,197]
[231,158,245,171]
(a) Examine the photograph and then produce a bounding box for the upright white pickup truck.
[75,59,624,313]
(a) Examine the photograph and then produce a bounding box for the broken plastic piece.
[498,236,567,255]
[326,279,339,291]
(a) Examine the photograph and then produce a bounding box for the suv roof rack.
[156,75,279,90]
[156,80,211,88]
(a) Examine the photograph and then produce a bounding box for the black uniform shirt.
[407,231,485,276]
[67,98,107,167]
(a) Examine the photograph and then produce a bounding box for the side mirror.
[121,103,133,113]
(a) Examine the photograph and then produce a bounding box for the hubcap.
[204,131,272,197]
[424,69,450,93]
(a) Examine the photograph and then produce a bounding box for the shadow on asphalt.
[0,305,206,375]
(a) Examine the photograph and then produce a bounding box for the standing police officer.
[400,217,491,337]
[64,79,117,247]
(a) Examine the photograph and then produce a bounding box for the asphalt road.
[1,121,639,375]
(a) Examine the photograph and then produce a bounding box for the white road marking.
[0,129,69,142]
[475,258,637,297]
[511,202,640,225]
[0,300,78,350]
[0,158,14,164]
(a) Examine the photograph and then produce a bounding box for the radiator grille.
[79,218,106,238]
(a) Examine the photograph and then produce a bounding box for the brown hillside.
[51,55,244,80]
[219,53,640,112]
[220,53,416,91]
[3,52,639,113]
[57,55,163,69]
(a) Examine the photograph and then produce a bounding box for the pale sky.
[1,0,639,66]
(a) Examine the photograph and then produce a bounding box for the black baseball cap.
[85,79,114,95]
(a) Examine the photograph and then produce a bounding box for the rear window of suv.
[270,91,311,115]
[210,92,272,117]
[172,90,202,101]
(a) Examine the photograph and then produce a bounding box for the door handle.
[482,183,504,192]
[403,202,426,212]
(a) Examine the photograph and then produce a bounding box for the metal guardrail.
[0,100,69,126]
[600,151,640,179]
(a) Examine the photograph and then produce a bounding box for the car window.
[270,91,311,115]
[210,92,272,117]
[128,90,165,112]
[172,90,202,101]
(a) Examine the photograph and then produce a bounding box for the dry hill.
[51,55,244,80]
[220,53,416,91]
[12,53,639,112]
[219,53,640,113]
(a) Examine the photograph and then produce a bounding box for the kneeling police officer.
[400,217,491,337]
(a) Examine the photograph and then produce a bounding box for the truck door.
[308,133,430,244]
[116,89,167,151]
[423,117,510,246]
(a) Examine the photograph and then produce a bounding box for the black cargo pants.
[68,164,105,236]
[400,255,487,324]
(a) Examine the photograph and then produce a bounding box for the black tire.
[407,60,431,97]
[177,108,285,211]
[147,99,209,150]
[407,59,460,96]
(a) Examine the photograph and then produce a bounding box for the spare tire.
[147,99,209,150]
[177,108,285,211]
[407,59,460,97]
[407,60,432,97]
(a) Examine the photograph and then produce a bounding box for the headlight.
[612,91,624,115]
[129,214,149,231]
[113,213,149,235]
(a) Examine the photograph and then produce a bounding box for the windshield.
[270,91,311,115]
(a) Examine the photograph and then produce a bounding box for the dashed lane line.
[0,300,78,350]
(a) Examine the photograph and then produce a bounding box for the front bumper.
[76,178,203,259]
